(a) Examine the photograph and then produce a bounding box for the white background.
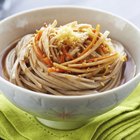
[2,0,140,27]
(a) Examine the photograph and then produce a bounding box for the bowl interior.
[0,6,140,77]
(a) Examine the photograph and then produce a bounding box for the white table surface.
[2,0,140,28]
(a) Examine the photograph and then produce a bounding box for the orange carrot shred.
[33,35,53,67]
[35,30,43,41]
[33,41,44,59]
[79,24,100,57]
[43,57,53,67]
[62,47,73,60]
[59,55,65,63]
[48,67,65,73]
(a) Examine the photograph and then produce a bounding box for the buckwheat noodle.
[3,20,127,95]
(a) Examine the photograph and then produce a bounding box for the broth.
[0,41,18,79]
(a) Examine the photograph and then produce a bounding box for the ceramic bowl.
[0,6,140,130]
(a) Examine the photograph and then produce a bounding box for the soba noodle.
[3,20,127,95]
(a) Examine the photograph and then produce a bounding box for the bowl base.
[36,117,87,130]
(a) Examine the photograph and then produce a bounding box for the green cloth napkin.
[1,85,140,140]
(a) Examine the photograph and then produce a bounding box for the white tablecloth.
[2,0,140,27]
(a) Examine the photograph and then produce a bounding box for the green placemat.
[1,84,140,140]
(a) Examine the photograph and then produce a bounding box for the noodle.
[3,20,127,95]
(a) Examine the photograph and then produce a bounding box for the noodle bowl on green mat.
[0,6,140,130]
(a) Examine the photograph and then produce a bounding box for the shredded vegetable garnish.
[4,20,127,95]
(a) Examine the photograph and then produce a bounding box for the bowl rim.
[0,5,140,99]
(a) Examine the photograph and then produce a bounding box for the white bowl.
[0,6,140,130]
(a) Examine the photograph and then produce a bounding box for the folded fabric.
[1,85,140,140]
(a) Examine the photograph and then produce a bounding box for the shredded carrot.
[97,47,104,55]
[33,40,44,59]
[102,45,109,53]
[58,55,65,63]
[61,47,66,55]
[35,30,43,41]
[48,67,65,73]
[33,35,53,66]
[42,57,53,67]
[48,67,57,72]
[79,24,100,57]
[62,47,73,60]
[79,38,94,57]
[79,60,85,63]
[87,57,97,62]
[66,53,73,60]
